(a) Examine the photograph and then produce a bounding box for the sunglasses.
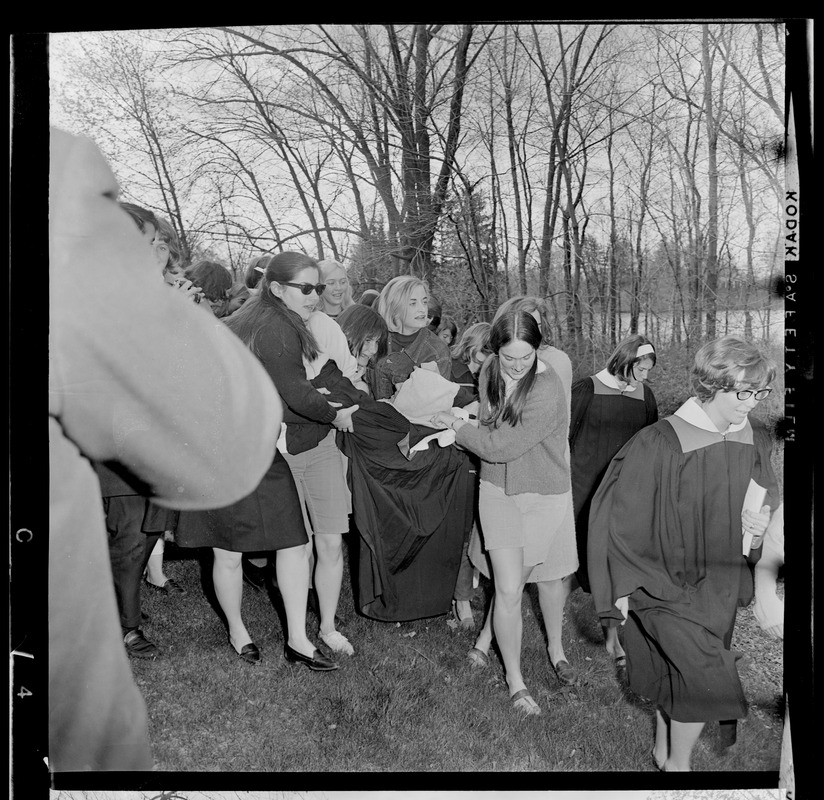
[280,281,326,296]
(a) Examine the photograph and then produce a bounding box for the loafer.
[123,628,159,659]
[241,559,270,592]
[284,644,339,671]
[146,578,185,595]
[232,642,261,665]
[510,688,541,716]
[551,659,576,686]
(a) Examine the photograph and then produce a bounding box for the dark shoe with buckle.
[231,641,261,665]
[146,578,185,595]
[284,644,339,671]
[124,628,159,659]
[242,558,270,592]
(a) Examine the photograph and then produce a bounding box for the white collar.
[673,396,748,435]
[594,368,639,393]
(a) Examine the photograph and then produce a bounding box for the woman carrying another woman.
[176,252,357,669]
[431,309,572,715]
[588,335,778,770]
[467,296,579,685]
[252,253,359,658]
[569,334,658,668]
[373,275,452,400]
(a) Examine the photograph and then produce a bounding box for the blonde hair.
[316,259,354,314]
[451,322,491,364]
[376,275,429,334]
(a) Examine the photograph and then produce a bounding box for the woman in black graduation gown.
[588,335,779,771]
[569,334,658,667]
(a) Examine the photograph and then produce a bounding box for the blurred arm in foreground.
[48,127,281,771]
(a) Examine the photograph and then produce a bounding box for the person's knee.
[213,550,242,570]
[494,586,523,612]
[315,534,343,561]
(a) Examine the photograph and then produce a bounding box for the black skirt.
[175,450,308,552]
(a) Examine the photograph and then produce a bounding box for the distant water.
[614,308,783,344]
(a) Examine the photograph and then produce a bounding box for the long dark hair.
[481,310,542,428]
[185,259,232,303]
[224,252,320,361]
[336,304,389,363]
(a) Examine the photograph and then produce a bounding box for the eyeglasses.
[735,388,772,401]
[280,282,326,296]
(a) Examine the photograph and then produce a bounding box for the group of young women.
[149,238,778,772]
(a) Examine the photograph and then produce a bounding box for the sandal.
[510,688,541,716]
[552,659,577,686]
[466,647,489,668]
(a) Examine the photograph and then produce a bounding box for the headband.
[635,344,655,357]
[254,266,266,274]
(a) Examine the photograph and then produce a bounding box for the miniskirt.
[469,480,578,578]
[175,450,309,552]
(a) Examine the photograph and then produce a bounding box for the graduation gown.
[587,398,779,722]
[305,361,474,621]
[569,373,658,591]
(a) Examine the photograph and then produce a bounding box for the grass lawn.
[133,537,784,774]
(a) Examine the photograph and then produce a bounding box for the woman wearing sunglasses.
[587,335,779,771]
[179,252,357,670]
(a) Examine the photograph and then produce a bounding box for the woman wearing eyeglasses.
[587,335,779,771]
[179,252,357,670]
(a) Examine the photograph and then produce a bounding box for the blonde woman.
[316,259,354,319]
[373,275,451,400]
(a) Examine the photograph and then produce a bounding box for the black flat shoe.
[232,642,261,665]
[241,559,270,592]
[284,644,339,671]
[551,659,577,686]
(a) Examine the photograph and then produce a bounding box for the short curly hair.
[690,335,776,402]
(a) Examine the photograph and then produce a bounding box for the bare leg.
[212,548,251,650]
[145,537,168,586]
[536,576,571,666]
[488,547,533,696]
[313,533,344,636]
[275,544,315,656]
[604,624,626,659]
[666,719,705,771]
[653,709,669,770]
[473,595,495,654]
